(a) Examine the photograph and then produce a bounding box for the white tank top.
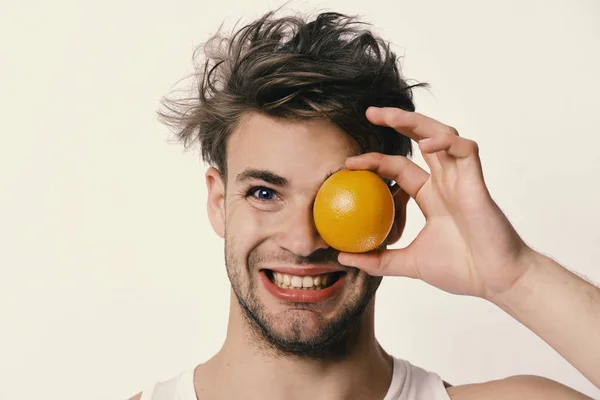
[140,357,450,400]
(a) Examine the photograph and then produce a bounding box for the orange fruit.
[313,169,395,253]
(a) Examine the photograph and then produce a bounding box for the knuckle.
[396,163,408,183]
[387,110,407,128]
[444,126,460,136]
[467,139,479,154]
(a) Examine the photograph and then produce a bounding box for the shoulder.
[446,375,593,399]
[125,365,199,400]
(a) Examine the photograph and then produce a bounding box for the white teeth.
[290,276,303,288]
[270,272,338,290]
[302,276,313,288]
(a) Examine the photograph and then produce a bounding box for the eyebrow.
[235,166,347,188]
[323,166,345,182]
[236,168,289,187]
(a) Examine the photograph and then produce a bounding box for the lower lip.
[260,271,346,303]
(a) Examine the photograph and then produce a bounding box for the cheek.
[226,203,281,254]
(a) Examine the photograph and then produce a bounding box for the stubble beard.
[224,237,382,361]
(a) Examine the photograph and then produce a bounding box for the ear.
[205,167,226,238]
[385,187,410,245]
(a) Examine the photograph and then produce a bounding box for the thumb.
[338,247,419,278]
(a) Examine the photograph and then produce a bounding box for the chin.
[269,308,329,339]
[238,289,371,360]
[230,260,380,359]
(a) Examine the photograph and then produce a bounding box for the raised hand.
[338,106,535,301]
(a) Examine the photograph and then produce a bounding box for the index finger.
[346,152,429,200]
[366,106,459,142]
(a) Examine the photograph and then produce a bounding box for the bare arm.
[491,251,600,389]
[340,107,600,391]
[448,375,595,399]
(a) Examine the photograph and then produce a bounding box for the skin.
[199,114,394,399]
[215,113,383,360]
[130,108,599,399]
[339,107,600,392]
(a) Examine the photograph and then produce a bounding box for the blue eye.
[250,187,277,201]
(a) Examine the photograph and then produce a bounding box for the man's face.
[206,114,382,360]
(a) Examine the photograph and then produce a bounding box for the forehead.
[227,113,359,182]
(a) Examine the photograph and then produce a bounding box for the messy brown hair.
[158,10,428,177]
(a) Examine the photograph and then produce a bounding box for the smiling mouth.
[263,270,345,290]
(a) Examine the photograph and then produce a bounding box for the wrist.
[488,247,546,312]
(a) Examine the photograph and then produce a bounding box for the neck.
[196,290,394,400]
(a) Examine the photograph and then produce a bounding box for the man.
[131,10,599,399]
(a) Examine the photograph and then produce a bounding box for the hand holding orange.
[313,169,395,253]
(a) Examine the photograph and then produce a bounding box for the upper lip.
[260,265,347,276]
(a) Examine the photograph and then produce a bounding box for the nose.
[274,203,329,257]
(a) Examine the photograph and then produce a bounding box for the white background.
[1,0,599,399]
